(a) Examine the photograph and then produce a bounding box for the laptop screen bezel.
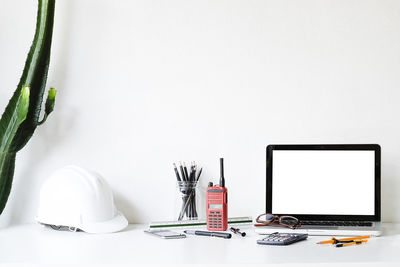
[266,144,381,221]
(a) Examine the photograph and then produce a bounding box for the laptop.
[255,144,382,236]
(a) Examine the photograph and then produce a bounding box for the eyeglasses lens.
[280,216,299,226]
[259,214,275,222]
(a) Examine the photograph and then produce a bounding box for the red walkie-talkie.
[206,158,228,231]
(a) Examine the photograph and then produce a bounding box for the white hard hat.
[36,165,128,233]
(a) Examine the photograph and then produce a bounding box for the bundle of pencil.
[173,162,203,220]
[317,235,370,247]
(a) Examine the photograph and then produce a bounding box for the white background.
[0,0,399,226]
[272,150,375,215]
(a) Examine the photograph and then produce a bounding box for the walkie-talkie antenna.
[219,158,225,188]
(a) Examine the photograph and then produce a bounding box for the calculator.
[257,232,308,245]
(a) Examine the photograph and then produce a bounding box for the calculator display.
[209,204,222,209]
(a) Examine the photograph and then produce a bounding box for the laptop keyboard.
[301,221,373,227]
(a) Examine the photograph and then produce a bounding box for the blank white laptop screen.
[272,150,375,215]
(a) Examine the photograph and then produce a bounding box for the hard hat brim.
[79,211,128,234]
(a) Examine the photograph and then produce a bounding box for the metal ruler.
[148,216,252,230]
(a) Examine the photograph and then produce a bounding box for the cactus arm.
[0,0,56,215]
[5,0,56,152]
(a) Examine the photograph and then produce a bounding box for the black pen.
[184,230,231,239]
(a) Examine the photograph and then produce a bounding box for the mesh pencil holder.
[176,181,203,221]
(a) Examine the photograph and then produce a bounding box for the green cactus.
[0,0,56,214]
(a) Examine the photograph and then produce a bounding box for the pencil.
[193,165,197,182]
[317,235,370,244]
[179,162,186,181]
[196,167,203,181]
[173,163,181,182]
[183,163,189,181]
[336,240,366,247]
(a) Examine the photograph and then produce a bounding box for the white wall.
[0,0,399,226]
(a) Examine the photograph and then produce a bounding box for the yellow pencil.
[317,235,370,244]
[336,240,367,247]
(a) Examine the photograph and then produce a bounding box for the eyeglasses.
[254,213,301,229]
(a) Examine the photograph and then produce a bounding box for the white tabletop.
[1,223,400,266]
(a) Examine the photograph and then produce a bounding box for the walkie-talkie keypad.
[209,211,223,229]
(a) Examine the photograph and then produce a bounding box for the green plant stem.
[0,0,56,215]
[9,0,56,152]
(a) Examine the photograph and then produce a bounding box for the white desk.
[1,223,400,266]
